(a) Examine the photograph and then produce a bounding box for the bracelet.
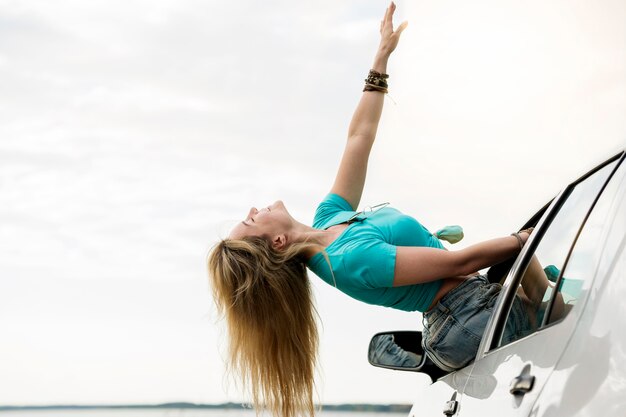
[368,69,389,79]
[363,83,388,93]
[510,227,534,250]
[510,232,524,249]
[364,69,389,93]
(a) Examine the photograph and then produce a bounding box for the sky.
[0,0,625,407]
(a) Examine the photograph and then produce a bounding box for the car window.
[546,158,625,325]
[496,159,619,348]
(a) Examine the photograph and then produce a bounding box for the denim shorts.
[421,275,531,372]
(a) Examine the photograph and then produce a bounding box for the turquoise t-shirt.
[307,193,445,312]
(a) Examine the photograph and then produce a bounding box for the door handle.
[442,391,458,416]
[509,364,535,396]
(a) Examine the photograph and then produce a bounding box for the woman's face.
[229,200,292,240]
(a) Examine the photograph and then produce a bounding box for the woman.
[208,3,535,417]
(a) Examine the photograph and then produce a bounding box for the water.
[0,409,408,417]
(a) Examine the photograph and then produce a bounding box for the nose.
[247,207,257,219]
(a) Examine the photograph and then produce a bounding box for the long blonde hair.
[207,236,319,417]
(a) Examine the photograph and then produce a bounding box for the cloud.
[0,0,624,406]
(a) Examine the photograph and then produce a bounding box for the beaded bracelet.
[368,69,389,80]
[363,69,389,93]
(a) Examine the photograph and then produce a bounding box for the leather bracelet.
[363,83,388,93]
[510,227,534,249]
[365,69,389,90]
[510,232,524,249]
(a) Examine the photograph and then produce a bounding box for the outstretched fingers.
[382,2,407,37]
[396,20,408,36]
[381,2,393,35]
[377,2,407,56]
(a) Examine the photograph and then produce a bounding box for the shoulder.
[312,193,353,229]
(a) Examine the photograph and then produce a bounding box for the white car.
[368,150,626,417]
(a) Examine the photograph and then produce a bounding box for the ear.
[272,234,287,251]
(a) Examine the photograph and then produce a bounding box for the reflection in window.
[498,160,618,348]
[546,160,625,324]
[368,334,422,368]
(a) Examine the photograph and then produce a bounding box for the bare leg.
[515,286,539,329]
[520,256,549,305]
[519,256,565,324]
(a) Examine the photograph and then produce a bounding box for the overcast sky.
[0,0,624,407]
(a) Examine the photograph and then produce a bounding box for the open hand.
[378,2,408,57]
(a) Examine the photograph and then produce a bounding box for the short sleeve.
[342,239,397,289]
[312,193,353,229]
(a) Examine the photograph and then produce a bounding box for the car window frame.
[541,155,626,329]
[475,151,625,358]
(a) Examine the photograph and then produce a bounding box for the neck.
[288,222,338,259]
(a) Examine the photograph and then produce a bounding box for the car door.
[531,152,626,416]
[453,153,623,417]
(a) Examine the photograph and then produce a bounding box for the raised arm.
[329,2,408,209]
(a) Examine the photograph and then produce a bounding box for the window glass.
[546,159,625,324]
[497,160,618,348]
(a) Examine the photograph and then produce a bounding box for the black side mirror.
[368,331,448,382]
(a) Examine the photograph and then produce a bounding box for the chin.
[274,200,294,219]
